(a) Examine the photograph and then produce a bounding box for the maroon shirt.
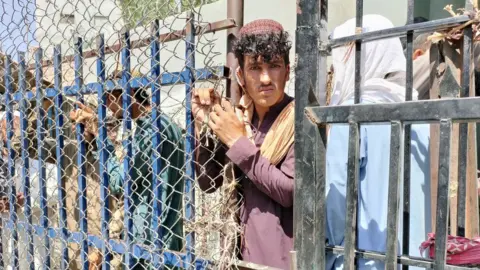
[195,95,294,269]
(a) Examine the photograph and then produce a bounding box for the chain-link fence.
[0,0,251,269]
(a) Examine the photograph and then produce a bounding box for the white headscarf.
[330,14,418,106]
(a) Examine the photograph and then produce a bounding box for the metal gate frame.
[294,0,479,269]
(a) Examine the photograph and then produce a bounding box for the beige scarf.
[235,93,295,165]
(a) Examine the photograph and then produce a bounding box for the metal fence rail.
[295,0,479,269]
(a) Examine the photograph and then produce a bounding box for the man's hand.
[191,88,220,125]
[69,102,98,141]
[0,193,25,213]
[208,99,246,148]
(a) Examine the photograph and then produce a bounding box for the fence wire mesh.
[0,0,245,269]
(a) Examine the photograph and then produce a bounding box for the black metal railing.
[294,0,480,269]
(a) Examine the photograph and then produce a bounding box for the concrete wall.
[35,0,124,54]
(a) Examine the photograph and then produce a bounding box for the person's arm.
[225,136,294,208]
[194,131,227,193]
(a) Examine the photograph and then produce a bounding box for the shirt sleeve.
[225,136,294,207]
[194,134,227,193]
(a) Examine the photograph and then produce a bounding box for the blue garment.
[325,100,431,270]
[96,112,185,269]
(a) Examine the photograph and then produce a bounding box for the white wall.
[35,0,124,54]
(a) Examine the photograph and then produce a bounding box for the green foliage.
[119,0,219,27]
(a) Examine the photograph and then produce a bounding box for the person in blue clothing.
[70,71,185,269]
[325,15,431,270]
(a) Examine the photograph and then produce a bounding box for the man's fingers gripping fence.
[0,0,245,269]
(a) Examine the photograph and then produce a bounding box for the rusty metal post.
[226,0,244,105]
[220,1,244,264]
[294,0,327,269]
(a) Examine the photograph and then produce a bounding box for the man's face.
[238,55,290,109]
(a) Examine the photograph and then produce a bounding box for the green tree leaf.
[119,0,219,28]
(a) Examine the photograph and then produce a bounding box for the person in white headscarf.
[411,33,432,100]
[326,15,431,270]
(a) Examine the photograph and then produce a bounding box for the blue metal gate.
[1,12,232,269]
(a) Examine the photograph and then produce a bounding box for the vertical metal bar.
[457,0,474,236]
[0,188,3,268]
[434,119,452,270]
[5,54,19,270]
[352,0,362,265]
[297,130,316,268]
[354,0,363,104]
[0,183,3,268]
[343,122,360,270]
[54,44,69,269]
[226,0,244,105]
[457,82,468,236]
[96,33,111,270]
[294,0,322,267]
[48,108,54,137]
[318,0,329,106]
[294,113,321,270]
[35,48,51,270]
[464,0,479,236]
[402,116,412,261]
[0,70,5,270]
[402,0,414,265]
[121,29,134,269]
[150,19,165,267]
[386,121,404,269]
[314,0,328,267]
[19,51,35,270]
[184,12,196,269]
[314,121,327,270]
[402,137,412,263]
[405,0,414,100]
[74,37,89,270]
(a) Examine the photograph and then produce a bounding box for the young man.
[193,19,295,269]
[70,71,185,269]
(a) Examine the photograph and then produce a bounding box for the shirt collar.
[252,94,294,127]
